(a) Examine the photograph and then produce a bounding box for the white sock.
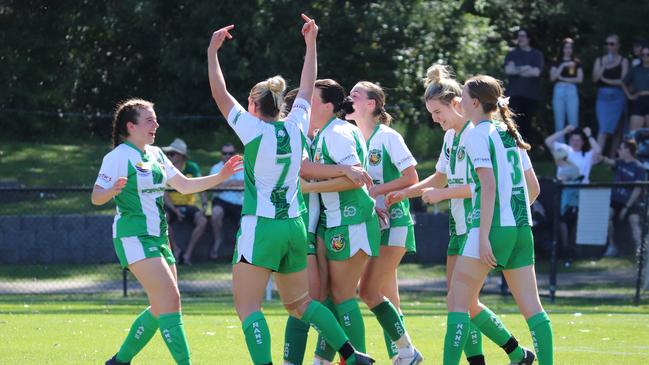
[312,356,331,365]
[396,332,415,357]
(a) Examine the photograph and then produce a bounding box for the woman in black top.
[592,34,629,153]
[550,38,583,137]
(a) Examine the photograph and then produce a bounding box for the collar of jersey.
[366,123,381,148]
[475,119,493,126]
[313,116,337,145]
[454,120,471,142]
[123,141,147,157]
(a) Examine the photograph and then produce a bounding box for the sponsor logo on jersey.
[313,147,322,163]
[390,208,404,220]
[368,149,382,166]
[457,146,466,161]
[98,173,112,183]
[342,206,357,218]
[466,209,481,225]
[330,233,345,252]
[135,162,152,175]
[148,247,159,252]
[141,187,166,194]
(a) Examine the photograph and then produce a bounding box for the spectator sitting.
[208,143,244,260]
[623,45,649,131]
[504,27,544,141]
[600,139,647,257]
[162,138,208,265]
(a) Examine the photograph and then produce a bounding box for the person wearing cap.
[208,142,244,260]
[162,138,209,265]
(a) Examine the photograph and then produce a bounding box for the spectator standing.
[163,138,209,265]
[550,38,583,137]
[208,143,244,260]
[623,45,649,131]
[631,37,648,67]
[504,27,544,140]
[600,140,647,257]
[593,34,629,153]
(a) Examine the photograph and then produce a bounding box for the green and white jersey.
[95,142,179,238]
[435,122,474,236]
[303,136,320,234]
[312,117,375,228]
[464,120,533,228]
[366,124,417,227]
[227,98,310,219]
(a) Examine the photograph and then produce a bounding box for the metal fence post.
[549,181,561,303]
[123,269,128,297]
[634,186,648,306]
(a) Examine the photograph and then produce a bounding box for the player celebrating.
[345,81,423,364]
[207,15,374,365]
[93,98,243,365]
[441,75,551,365]
[387,64,537,365]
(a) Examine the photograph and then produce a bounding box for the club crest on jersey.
[330,234,345,252]
[369,149,382,166]
[457,146,466,161]
[135,162,152,175]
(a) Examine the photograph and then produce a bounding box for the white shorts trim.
[121,236,146,265]
[235,215,257,264]
[386,226,409,247]
[461,228,481,260]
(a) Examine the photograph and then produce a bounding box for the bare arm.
[301,176,356,193]
[207,25,238,119]
[549,65,561,82]
[167,156,243,195]
[545,126,573,150]
[524,168,540,204]
[296,14,317,103]
[369,166,419,197]
[421,185,472,205]
[476,167,497,268]
[301,160,372,187]
[626,187,643,208]
[592,57,604,83]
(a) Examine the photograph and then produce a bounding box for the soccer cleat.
[346,351,375,365]
[509,347,536,365]
[392,347,423,365]
[105,354,130,365]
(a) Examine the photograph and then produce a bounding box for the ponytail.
[498,104,530,150]
[112,98,154,148]
[250,75,286,119]
[377,107,393,126]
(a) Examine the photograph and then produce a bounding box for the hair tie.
[497,96,510,108]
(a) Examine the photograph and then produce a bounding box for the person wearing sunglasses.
[593,34,629,153]
[208,142,244,260]
[623,46,649,131]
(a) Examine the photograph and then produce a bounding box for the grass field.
[1,293,648,364]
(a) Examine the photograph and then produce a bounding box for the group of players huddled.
[93,14,553,365]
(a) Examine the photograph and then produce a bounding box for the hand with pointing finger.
[208,24,235,53]
[300,13,318,45]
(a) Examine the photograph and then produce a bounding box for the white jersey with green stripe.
[95,142,179,238]
[366,124,417,227]
[302,136,320,234]
[464,120,533,228]
[435,121,474,236]
[312,117,376,228]
[227,98,310,219]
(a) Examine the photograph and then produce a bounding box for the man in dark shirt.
[601,139,647,257]
[504,28,545,142]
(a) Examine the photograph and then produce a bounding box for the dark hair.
[621,139,638,156]
[281,88,299,118]
[517,27,530,39]
[315,79,354,116]
[112,99,154,148]
[554,37,580,63]
[632,37,648,48]
[567,129,591,154]
[464,75,530,150]
[250,76,286,120]
[355,81,392,125]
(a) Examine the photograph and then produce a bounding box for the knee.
[195,214,207,228]
[284,296,311,319]
[212,206,224,221]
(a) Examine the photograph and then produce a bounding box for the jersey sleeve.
[227,103,265,145]
[521,149,532,171]
[94,152,122,189]
[435,131,452,174]
[285,97,311,135]
[387,131,417,172]
[156,147,179,179]
[325,128,361,166]
[465,129,492,169]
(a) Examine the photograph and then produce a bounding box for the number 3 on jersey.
[271,156,291,218]
[506,149,522,185]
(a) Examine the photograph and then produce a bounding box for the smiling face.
[568,133,584,152]
[126,106,158,147]
[425,97,463,132]
[345,84,374,121]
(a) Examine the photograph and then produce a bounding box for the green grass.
[1,293,648,364]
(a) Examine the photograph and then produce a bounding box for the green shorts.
[446,233,467,256]
[380,225,416,253]
[324,214,381,261]
[462,226,535,271]
[233,215,307,274]
[307,232,317,255]
[113,234,175,269]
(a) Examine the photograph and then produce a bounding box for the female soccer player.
[207,15,374,365]
[441,75,551,365]
[344,81,423,364]
[94,98,243,365]
[388,64,537,365]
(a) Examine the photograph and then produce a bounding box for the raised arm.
[296,14,318,103]
[545,125,573,150]
[167,155,243,195]
[207,25,238,118]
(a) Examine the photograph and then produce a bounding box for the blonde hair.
[423,63,462,104]
[355,81,392,125]
[464,75,530,150]
[250,75,286,119]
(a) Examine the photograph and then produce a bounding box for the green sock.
[284,315,309,365]
[115,307,158,362]
[472,307,524,362]
[370,300,406,342]
[158,312,191,365]
[443,312,470,365]
[302,300,350,352]
[463,321,483,360]
[527,311,553,365]
[336,298,366,352]
[314,297,338,361]
[242,311,272,365]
